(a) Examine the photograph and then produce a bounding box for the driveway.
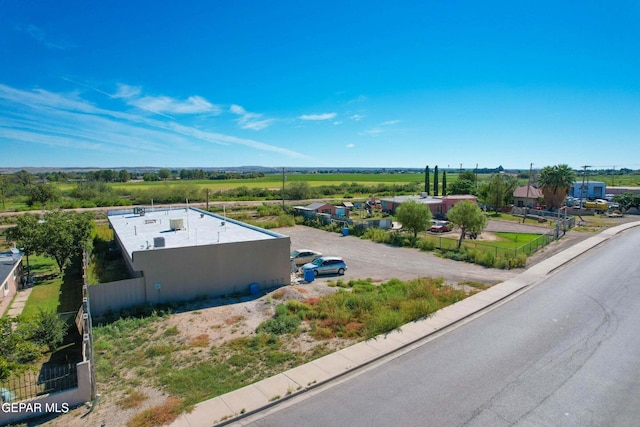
[276,226,519,285]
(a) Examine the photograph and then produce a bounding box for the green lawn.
[492,232,543,248]
[21,255,83,318]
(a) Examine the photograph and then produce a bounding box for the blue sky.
[1,1,639,170]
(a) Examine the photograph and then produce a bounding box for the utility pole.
[579,165,590,208]
[281,167,286,209]
[474,163,478,192]
[523,162,533,223]
[612,165,616,187]
[0,174,5,210]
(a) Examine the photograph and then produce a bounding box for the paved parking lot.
[276,226,519,285]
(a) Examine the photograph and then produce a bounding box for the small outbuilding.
[513,185,543,208]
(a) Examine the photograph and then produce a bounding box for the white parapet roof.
[108,207,285,258]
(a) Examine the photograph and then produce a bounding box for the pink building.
[381,194,477,219]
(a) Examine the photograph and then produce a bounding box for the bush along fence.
[0,252,95,425]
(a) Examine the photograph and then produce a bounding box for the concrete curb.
[171,221,640,427]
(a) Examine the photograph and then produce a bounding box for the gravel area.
[279,225,519,286]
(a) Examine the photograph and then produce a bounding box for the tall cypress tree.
[433,166,439,196]
[442,170,447,196]
[425,165,430,194]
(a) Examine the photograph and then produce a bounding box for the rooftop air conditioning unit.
[169,218,185,231]
[154,237,166,248]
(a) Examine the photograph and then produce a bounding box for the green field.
[108,173,429,191]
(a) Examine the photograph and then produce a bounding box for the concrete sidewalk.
[171,221,640,427]
[4,286,33,318]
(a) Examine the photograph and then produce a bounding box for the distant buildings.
[571,181,606,200]
[380,194,477,219]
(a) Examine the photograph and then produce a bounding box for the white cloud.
[361,120,401,136]
[349,113,364,121]
[229,104,274,130]
[362,128,384,136]
[298,113,337,121]
[114,84,220,115]
[114,84,142,99]
[17,24,73,50]
[0,84,305,160]
[346,143,355,148]
[135,95,216,114]
[229,104,247,115]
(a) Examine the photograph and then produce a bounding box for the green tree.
[40,211,94,272]
[4,213,42,272]
[449,178,475,195]
[485,173,518,212]
[424,165,430,194]
[286,181,312,200]
[28,183,59,207]
[447,200,487,249]
[158,168,172,180]
[459,170,476,181]
[442,171,447,196]
[613,192,640,211]
[0,174,6,209]
[433,166,439,196]
[118,169,131,182]
[32,309,66,352]
[537,164,576,209]
[395,200,432,239]
[14,170,32,189]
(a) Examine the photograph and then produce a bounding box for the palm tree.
[537,164,576,209]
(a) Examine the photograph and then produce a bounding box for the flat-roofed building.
[91,207,290,315]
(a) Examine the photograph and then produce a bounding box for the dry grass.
[224,315,245,325]
[127,397,183,427]
[188,334,210,348]
[272,289,286,299]
[117,389,148,410]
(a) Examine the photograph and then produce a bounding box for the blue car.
[301,256,347,277]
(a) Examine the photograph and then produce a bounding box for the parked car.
[290,249,323,266]
[301,256,347,276]
[429,221,450,233]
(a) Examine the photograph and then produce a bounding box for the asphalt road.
[246,226,640,427]
[277,225,518,285]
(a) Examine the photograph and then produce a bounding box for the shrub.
[479,251,495,268]
[365,310,404,338]
[362,228,390,243]
[417,239,435,251]
[31,309,66,352]
[510,253,527,268]
[256,315,301,335]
